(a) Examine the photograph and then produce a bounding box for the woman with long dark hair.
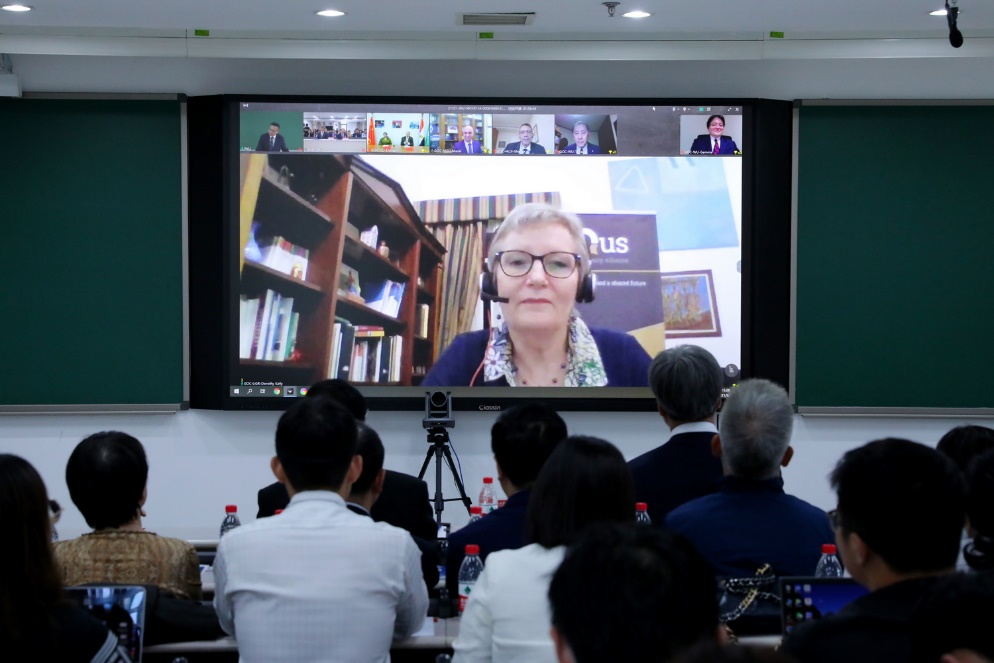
[0,454,132,662]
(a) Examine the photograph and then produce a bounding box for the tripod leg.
[440,445,474,515]
[417,445,434,482]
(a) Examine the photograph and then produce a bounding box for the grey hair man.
[665,378,834,578]
[628,345,725,523]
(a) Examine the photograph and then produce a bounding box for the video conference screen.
[230,100,746,404]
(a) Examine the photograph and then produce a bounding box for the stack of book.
[364,280,407,318]
[415,303,431,338]
[240,290,299,361]
[326,319,404,383]
[251,236,310,280]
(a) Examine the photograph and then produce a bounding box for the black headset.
[480,259,596,304]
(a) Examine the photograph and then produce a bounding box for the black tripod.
[418,425,473,527]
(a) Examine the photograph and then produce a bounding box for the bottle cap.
[470,506,483,514]
[466,544,480,555]
[635,502,648,511]
[225,505,238,513]
[483,477,494,484]
[821,543,837,554]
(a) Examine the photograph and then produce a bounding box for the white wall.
[4,409,992,542]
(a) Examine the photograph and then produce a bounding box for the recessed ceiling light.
[930,8,948,15]
[1,4,33,11]
[623,10,652,18]
[316,9,345,17]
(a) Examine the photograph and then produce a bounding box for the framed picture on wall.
[392,120,403,129]
[661,269,721,338]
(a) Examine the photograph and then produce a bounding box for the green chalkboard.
[0,98,183,408]
[795,104,994,410]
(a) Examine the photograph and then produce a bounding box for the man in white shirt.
[214,397,429,663]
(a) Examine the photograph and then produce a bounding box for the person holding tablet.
[422,203,651,387]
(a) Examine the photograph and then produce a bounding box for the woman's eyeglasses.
[496,251,581,279]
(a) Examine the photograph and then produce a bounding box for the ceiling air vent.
[459,12,535,26]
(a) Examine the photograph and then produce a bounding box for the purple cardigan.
[421,328,651,387]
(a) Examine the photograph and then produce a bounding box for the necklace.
[520,363,568,386]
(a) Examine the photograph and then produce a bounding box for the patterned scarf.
[482,312,608,386]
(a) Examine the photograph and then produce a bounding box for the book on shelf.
[415,303,430,338]
[365,279,407,318]
[254,235,310,281]
[336,322,357,380]
[354,325,385,337]
[242,289,298,362]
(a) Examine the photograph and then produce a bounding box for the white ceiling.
[0,0,989,39]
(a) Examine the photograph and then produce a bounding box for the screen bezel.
[188,95,791,412]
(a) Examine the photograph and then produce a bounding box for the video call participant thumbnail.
[452,124,484,154]
[422,203,651,387]
[689,115,739,155]
[255,122,289,152]
[560,122,602,155]
[503,123,547,155]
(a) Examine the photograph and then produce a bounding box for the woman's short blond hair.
[488,203,590,276]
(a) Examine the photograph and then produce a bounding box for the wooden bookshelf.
[238,152,446,387]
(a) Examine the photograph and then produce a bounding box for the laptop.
[65,585,148,662]
[779,576,869,636]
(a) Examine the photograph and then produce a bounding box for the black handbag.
[717,563,782,636]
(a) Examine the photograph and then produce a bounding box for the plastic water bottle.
[478,478,497,514]
[457,544,484,613]
[220,505,241,538]
[815,543,844,577]
[467,505,483,524]
[635,502,651,525]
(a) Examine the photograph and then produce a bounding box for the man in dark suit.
[561,121,602,155]
[347,422,439,589]
[628,345,725,525]
[445,403,567,594]
[452,124,483,154]
[255,122,290,152]
[257,379,437,543]
[689,114,740,154]
[502,123,547,154]
[400,131,415,147]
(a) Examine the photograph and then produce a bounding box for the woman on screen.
[690,114,739,155]
[0,454,134,662]
[55,431,202,600]
[422,203,651,387]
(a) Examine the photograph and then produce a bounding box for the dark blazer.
[255,133,289,152]
[400,136,415,146]
[257,469,437,542]
[502,141,547,154]
[628,430,724,524]
[452,139,483,154]
[445,489,531,595]
[782,577,938,663]
[561,142,602,155]
[347,502,440,590]
[689,134,739,154]
[421,328,651,387]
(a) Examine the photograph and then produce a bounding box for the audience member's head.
[910,571,994,663]
[349,422,386,503]
[0,454,63,649]
[548,523,720,663]
[648,344,723,427]
[65,431,148,530]
[964,448,994,571]
[525,435,634,548]
[830,438,966,588]
[669,642,799,663]
[306,378,368,421]
[273,396,359,494]
[490,403,567,495]
[717,379,794,480]
[937,425,994,474]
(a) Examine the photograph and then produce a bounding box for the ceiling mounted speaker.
[459,13,535,26]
